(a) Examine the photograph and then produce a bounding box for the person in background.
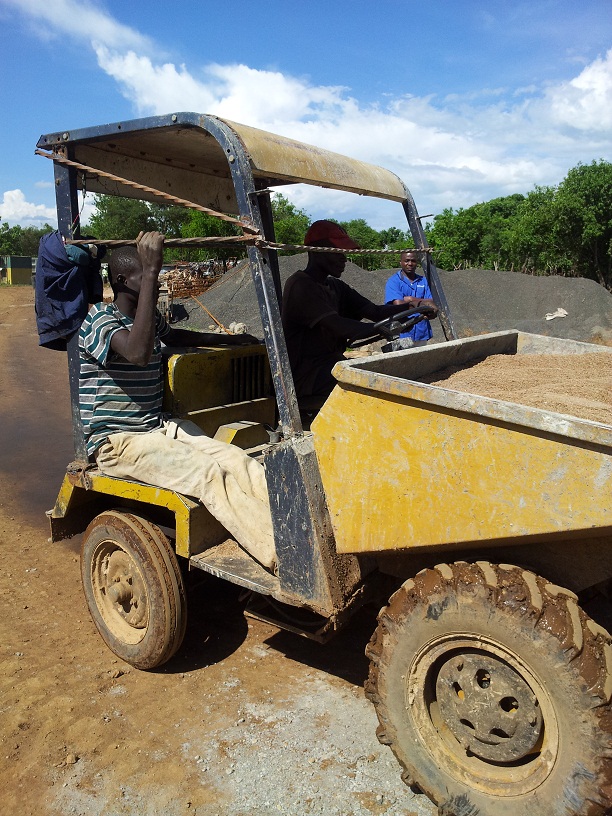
[384,250,437,349]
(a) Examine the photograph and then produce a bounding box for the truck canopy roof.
[37,112,408,215]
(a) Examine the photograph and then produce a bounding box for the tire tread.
[365,561,612,816]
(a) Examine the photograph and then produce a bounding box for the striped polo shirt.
[79,302,170,456]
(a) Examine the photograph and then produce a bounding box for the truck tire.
[81,510,187,670]
[365,561,612,816]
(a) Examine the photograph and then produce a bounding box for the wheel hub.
[436,651,543,762]
[102,550,148,628]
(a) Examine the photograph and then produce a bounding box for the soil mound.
[181,255,612,346]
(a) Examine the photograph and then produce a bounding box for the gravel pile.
[178,255,612,347]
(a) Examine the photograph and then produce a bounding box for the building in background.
[0,256,34,285]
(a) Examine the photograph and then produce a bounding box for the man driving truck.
[281,220,438,399]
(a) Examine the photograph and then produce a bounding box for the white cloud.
[87,37,612,223]
[1,0,151,51]
[94,46,216,113]
[0,190,56,225]
[4,1,612,227]
[546,48,612,131]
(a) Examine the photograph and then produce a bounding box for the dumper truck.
[37,113,612,816]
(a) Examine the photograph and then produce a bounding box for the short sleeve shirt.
[282,271,373,396]
[78,302,170,456]
[384,270,433,341]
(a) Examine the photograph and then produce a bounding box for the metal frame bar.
[53,149,88,461]
[401,196,457,341]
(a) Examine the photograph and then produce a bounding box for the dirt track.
[0,286,435,816]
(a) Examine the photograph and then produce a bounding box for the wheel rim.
[90,538,149,645]
[407,634,558,796]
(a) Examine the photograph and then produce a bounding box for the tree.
[86,195,155,240]
[337,218,386,270]
[180,210,244,266]
[428,195,525,270]
[270,193,310,250]
[379,226,410,250]
[338,218,380,249]
[475,194,525,269]
[507,186,557,273]
[148,203,191,238]
[0,223,24,255]
[0,222,54,256]
[552,160,612,288]
[427,207,477,269]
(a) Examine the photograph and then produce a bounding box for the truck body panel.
[313,331,611,554]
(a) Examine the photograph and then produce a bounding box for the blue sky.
[1,0,611,231]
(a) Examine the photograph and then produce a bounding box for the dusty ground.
[0,285,435,816]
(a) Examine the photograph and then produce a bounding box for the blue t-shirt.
[384,270,433,341]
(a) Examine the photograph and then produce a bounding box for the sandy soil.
[424,352,612,425]
[0,285,435,816]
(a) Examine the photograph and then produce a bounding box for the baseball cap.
[304,220,360,250]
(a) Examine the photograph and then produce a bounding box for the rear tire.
[81,510,187,669]
[365,562,612,816]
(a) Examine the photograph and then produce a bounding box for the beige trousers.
[95,418,275,570]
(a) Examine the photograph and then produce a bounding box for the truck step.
[189,539,280,596]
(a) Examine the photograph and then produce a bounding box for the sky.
[1,0,612,232]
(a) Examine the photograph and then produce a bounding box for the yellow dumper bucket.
[312,331,611,555]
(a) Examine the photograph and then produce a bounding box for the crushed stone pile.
[176,254,612,346]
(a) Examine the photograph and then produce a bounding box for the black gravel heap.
[176,253,612,346]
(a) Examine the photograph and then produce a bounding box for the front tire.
[81,510,187,670]
[365,562,612,816]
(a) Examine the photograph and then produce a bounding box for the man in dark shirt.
[282,220,436,399]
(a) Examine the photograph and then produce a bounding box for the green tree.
[428,195,525,270]
[339,218,388,270]
[427,207,477,268]
[507,186,557,273]
[338,218,381,249]
[270,193,310,250]
[0,223,24,255]
[86,195,155,240]
[22,225,56,256]
[148,203,191,237]
[180,210,244,266]
[379,226,410,250]
[0,222,54,256]
[552,160,612,288]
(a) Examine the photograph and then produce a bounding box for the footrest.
[190,539,280,595]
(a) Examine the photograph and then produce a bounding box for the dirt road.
[0,285,435,816]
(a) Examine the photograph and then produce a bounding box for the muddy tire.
[365,562,612,816]
[81,510,187,670]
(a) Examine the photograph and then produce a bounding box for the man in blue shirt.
[385,250,437,348]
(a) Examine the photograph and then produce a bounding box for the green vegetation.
[3,160,609,288]
[426,160,612,289]
[271,194,310,249]
[0,222,54,256]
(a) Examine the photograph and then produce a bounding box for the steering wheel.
[346,306,433,350]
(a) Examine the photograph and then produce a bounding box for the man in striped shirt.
[79,231,275,571]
